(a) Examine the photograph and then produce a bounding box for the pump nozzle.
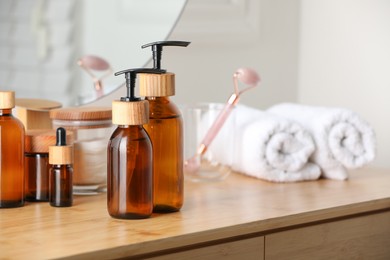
[114,68,165,102]
[142,41,191,69]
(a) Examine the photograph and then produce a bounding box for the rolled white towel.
[267,103,376,180]
[204,105,321,182]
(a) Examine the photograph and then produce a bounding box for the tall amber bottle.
[140,41,190,212]
[0,91,25,208]
[107,68,163,219]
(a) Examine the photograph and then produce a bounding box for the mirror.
[0,0,187,106]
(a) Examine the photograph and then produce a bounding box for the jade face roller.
[77,55,112,98]
[184,67,261,177]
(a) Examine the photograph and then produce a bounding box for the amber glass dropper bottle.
[0,91,25,208]
[140,41,190,212]
[107,68,164,219]
[49,127,74,207]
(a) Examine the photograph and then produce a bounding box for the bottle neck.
[51,164,73,169]
[0,108,13,116]
[146,96,170,101]
[118,125,143,129]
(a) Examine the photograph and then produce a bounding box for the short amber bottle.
[0,91,25,208]
[107,68,157,219]
[49,127,74,207]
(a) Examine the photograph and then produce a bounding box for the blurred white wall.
[167,0,300,109]
[298,0,390,168]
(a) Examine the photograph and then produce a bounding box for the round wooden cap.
[15,98,62,111]
[0,91,15,109]
[139,72,175,97]
[112,100,149,125]
[25,129,74,153]
[50,106,112,121]
[49,145,73,165]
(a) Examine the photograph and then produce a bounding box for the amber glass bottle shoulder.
[146,97,181,119]
[0,111,24,127]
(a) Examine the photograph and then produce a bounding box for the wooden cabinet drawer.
[147,236,264,260]
[265,211,390,260]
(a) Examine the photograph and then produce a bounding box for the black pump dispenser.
[114,68,165,102]
[142,41,191,70]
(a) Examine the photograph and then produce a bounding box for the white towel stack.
[267,103,376,180]
[204,105,321,182]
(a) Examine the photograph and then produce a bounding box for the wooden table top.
[1,168,389,259]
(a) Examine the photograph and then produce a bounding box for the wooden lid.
[49,107,112,121]
[15,98,62,111]
[25,129,74,153]
[112,100,149,125]
[0,91,15,109]
[139,72,175,97]
[49,145,73,165]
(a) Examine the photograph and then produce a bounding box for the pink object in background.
[77,55,112,98]
[184,67,261,177]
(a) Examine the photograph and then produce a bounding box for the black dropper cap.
[114,68,166,102]
[56,127,67,146]
[142,41,191,70]
[50,127,73,165]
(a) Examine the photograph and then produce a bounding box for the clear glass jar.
[181,103,236,182]
[50,107,113,194]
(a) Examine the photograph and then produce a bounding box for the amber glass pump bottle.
[107,68,164,219]
[140,41,190,212]
[0,91,25,208]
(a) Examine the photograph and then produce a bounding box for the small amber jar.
[24,130,73,202]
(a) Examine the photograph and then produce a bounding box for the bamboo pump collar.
[112,101,149,126]
[113,68,165,126]
[139,73,175,97]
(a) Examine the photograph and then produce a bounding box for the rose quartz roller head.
[184,67,261,177]
[77,55,112,98]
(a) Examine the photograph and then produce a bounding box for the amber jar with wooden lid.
[49,106,113,194]
[25,129,73,202]
[0,91,25,208]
